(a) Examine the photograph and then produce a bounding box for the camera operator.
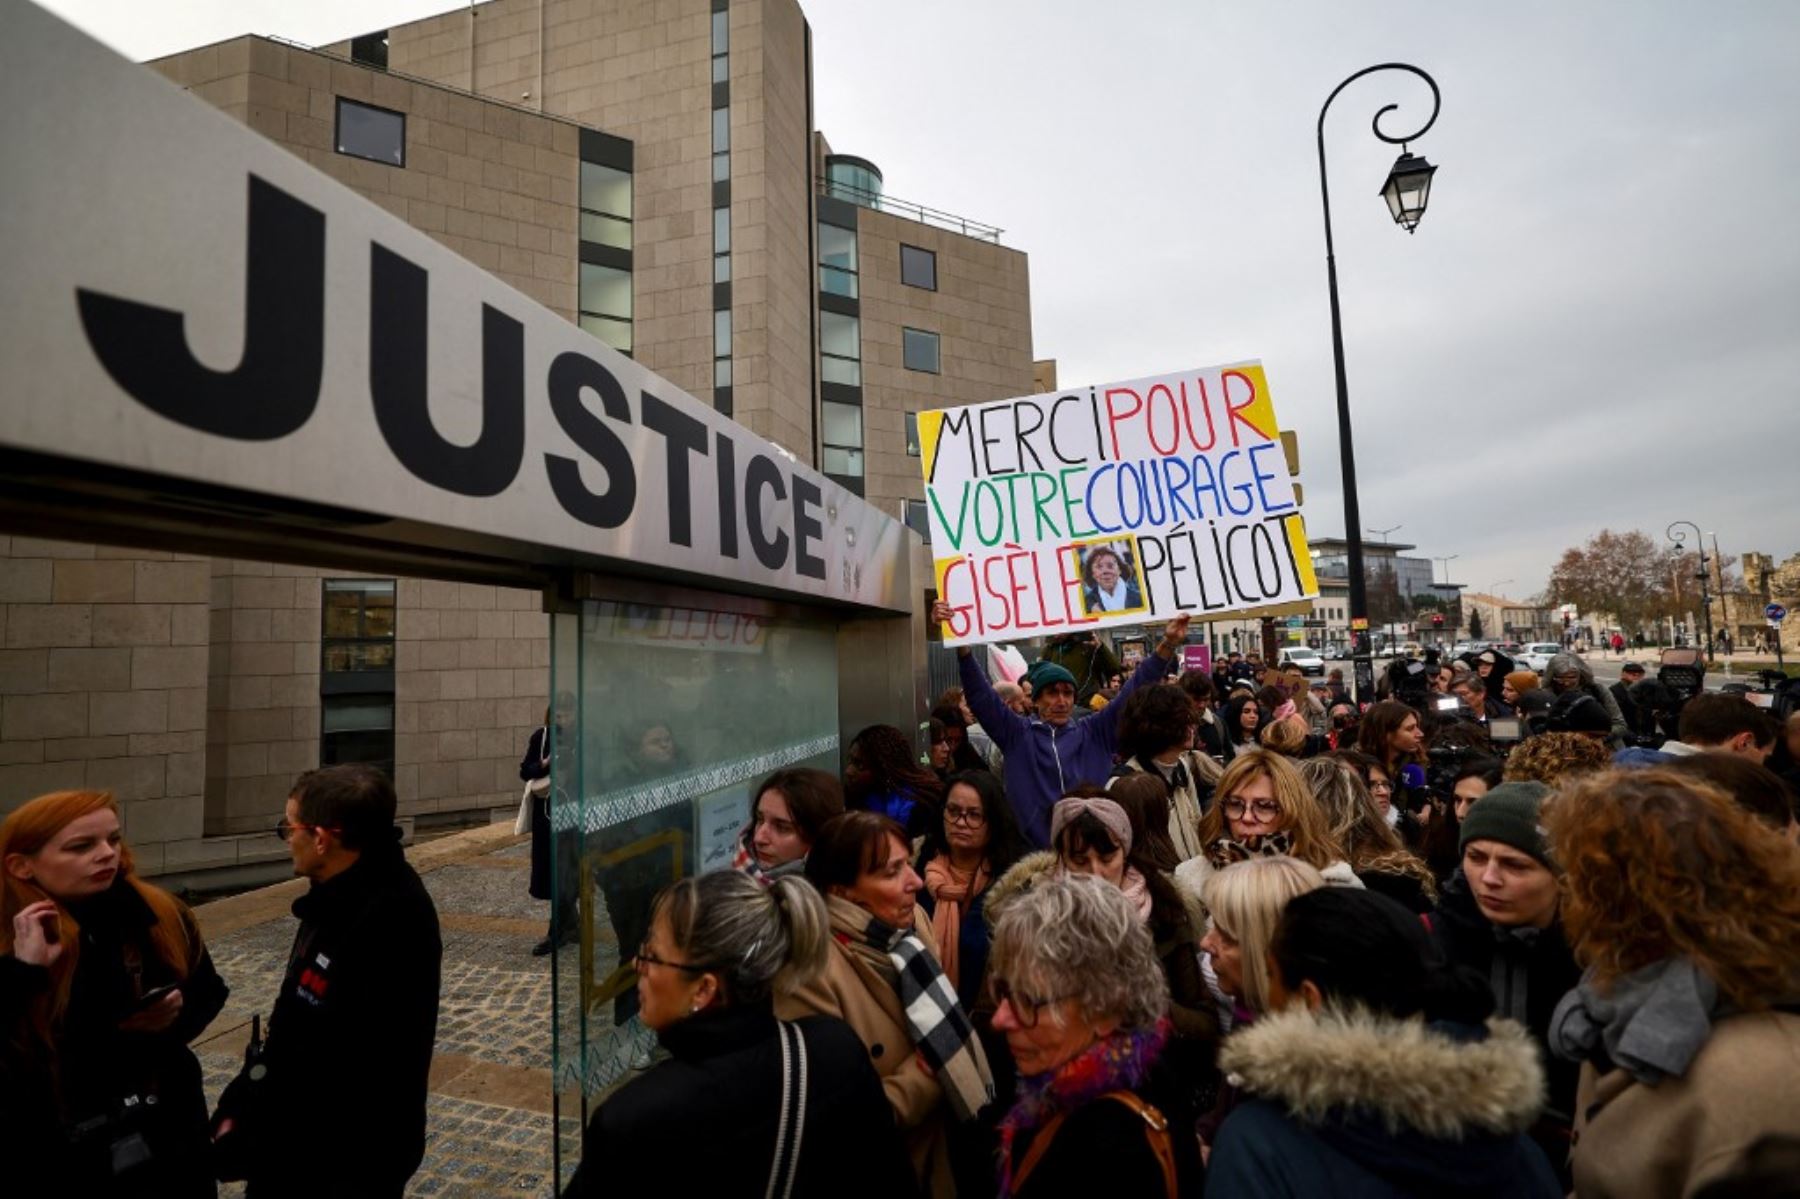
[1543,653,1627,738]
[1545,692,1615,746]
[1614,693,1780,769]
[1611,662,1650,737]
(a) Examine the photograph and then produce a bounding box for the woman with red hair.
[1,789,227,1196]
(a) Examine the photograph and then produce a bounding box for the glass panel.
[714,309,732,357]
[821,400,863,448]
[579,314,632,354]
[714,206,730,254]
[818,223,857,272]
[904,327,940,373]
[580,263,632,319]
[714,254,731,283]
[711,10,729,54]
[712,54,728,84]
[713,151,729,183]
[714,357,732,388]
[820,356,861,387]
[712,107,730,153]
[336,98,404,166]
[818,265,857,299]
[321,641,397,672]
[900,244,937,290]
[321,697,395,733]
[822,446,864,476]
[905,412,921,456]
[580,162,631,219]
[819,310,859,359]
[551,601,838,1183]
[580,211,631,250]
[905,499,932,543]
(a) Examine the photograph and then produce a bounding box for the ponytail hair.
[655,870,829,1006]
[1271,887,1492,1025]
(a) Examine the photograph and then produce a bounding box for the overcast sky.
[34,0,1800,601]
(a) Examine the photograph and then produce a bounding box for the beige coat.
[776,907,953,1197]
[1570,1008,1800,1198]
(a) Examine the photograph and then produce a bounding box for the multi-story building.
[0,0,1035,883]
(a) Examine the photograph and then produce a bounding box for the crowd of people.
[6,614,1800,1197]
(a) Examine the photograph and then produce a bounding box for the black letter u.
[368,244,524,497]
[75,174,325,441]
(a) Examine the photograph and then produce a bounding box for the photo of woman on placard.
[1078,541,1145,616]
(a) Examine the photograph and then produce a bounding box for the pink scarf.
[923,856,990,991]
[1118,866,1154,924]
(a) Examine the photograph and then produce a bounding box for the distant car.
[1279,647,1326,676]
[1517,643,1562,672]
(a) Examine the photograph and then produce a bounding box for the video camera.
[1386,657,1432,708]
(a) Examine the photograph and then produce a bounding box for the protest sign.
[920,361,1317,647]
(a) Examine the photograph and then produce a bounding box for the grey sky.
[34,0,1800,601]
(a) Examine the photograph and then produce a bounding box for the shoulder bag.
[764,1020,809,1199]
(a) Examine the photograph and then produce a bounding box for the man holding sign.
[931,599,1189,846]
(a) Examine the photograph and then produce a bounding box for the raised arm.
[932,600,1030,752]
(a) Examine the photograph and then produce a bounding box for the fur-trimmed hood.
[1221,1006,1545,1139]
[983,850,1058,932]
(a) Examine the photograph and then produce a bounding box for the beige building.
[0,0,1036,883]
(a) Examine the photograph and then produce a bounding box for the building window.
[903,327,940,374]
[711,9,729,82]
[904,499,931,543]
[714,309,732,388]
[350,31,389,71]
[335,98,405,167]
[579,263,632,354]
[712,105,730,183]
[714,205,731,283]
[580,162,632,250]
[900,244,937,290]
[820,311,861,387]
[821,400,863,478]
[320,579,396,776]
[905,412,921,457]
[819,222,858,298]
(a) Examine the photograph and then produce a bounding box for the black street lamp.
[1667,520,1715,662]
[1318,63,1441,705]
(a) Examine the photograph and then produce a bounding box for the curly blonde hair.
[1502,732,1610,786]
[1548,768,1800,1009]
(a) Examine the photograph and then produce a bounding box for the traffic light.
[1431,614,1444,627]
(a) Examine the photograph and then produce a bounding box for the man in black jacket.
[223,764,443,1198]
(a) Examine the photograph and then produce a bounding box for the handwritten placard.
[921,361,1317,647]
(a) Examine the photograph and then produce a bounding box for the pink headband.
[1051,796,1133,854]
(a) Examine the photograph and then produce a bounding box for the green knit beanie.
[1025,660,1077,695]
[1459,781,1554,868]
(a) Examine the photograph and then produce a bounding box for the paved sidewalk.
[192,825,573,1198]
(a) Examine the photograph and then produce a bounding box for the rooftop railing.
[821,179,1003,244]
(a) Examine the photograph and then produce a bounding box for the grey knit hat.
[1459,781,1554,868]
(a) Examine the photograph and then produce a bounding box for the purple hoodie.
[959,647,1172,847]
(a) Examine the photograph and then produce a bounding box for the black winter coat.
[231,841,442,1198]
[520,725,560,902]
[1009,1058,1205,1199]
[562,1002,913,1199]
[0,880,228,1198]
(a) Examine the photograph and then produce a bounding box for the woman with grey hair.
[563,870,912,1198]
[988,873,1202,1198]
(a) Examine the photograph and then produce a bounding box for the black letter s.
[76,175,325,440]
[545,352,637,528]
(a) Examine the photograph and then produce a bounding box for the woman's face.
[1239,704,1261,734]
[928,736,951,771]
[1367,768,1394,815]
[1388,715,1423,756]
[1059,837,1127,889]
[751,789,808,869]
[838,834,921,928]
[991,986,1114,1078]
[1452,776,1488,823]
[943,783,991,857]
[1463,841,1559,930]
[7,808,123,902]
[635,908,712,1032]
[1223,771,1285,841]
[637,725,676,765]
[843,744,873,790]
[1199,921,1244,1001]
[1501,680,1520,706]
[1091,552,1121,590]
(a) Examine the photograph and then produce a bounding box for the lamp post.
[1485,578,1512,644]
[1667,521,1714,662]
[1364,522,1404,655]
[1431,554,1460,647]
[1320,62,1442,707]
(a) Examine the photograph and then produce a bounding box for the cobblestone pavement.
[195,834,581,1198]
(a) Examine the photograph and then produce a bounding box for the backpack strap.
[1101,1091,1179,1199]
[1007,1111,1072,1195]
[764,1020,808,1199]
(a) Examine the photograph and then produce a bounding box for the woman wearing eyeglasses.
[778,811,994,1197]
[1173,749,1361,908]
[1,790,228,1197]
[563,869,912,1199]
[987,873,1202,1198]
[914,771,1028,1012]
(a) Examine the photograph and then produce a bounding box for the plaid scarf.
[729,822,806,886]
[998,1019,1172,1198]
[1205,830,1294,871]
[825,893,994,1121]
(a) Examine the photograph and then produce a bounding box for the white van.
[1278,646,1326,677]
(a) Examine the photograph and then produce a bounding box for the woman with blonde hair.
[1296,757,1437,912]
[1,790,228,1196]
[1173,749,1360,903]
[1198,856,1327,1025]
[1547,768,1800,1198]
